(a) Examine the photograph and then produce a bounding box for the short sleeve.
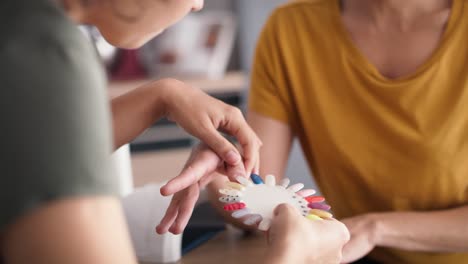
[248,10,295,125]
[0,0,118,230]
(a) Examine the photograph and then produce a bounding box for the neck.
[343,0,452,29]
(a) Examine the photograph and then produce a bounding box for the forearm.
[3,197,137,264]
[374,205,468,252]
[111,79,171,149]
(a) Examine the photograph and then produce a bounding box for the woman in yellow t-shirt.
[243,0,468,263]
[156,0,468,263]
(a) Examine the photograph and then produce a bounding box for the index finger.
[160,149,220,196]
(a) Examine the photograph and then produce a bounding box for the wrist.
[367,213,384,247]
[149,78,181,119]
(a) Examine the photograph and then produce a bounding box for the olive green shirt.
[0,0,118,231]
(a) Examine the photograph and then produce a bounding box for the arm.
[111,79,167,150]
[207,111,294,229]
[376,206,468,251]
[341,206,468,263]
[2,197,136,264]
[112,78,261,178]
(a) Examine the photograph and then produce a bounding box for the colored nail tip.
[231,208,250,218]
[279,178,290,188]
[308,203,331,211]
[309,209,333,219]
[306,214,323,221]
[223,202,246,211]
[305,196,325,203]
[250,174,264,184]
[265,174,276,186]
[297,189,317,197]
[287,183,305,192]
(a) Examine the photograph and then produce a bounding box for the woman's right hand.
[265,204,350,264]
[159,78,262,179]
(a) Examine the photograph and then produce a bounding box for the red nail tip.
[223,202,246,211]
[305,196,325,203]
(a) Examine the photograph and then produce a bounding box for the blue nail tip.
[250,174,264,184]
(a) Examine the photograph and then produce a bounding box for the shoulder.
[271,0,334,21]
[1,0,86,47]
[261,0,336,39]
[0,0,101,86]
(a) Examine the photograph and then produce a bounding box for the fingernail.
[250,173,264,184]
[235,173,246,179]
[225,150,240,165]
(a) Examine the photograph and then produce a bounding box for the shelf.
[108,71,247,99]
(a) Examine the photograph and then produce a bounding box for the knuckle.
[337,222,351,243]
[226,106,243,118]
[158,78,184,87]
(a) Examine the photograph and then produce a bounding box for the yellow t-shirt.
[249,0,468,263]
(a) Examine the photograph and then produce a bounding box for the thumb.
[273,203,296,217]
[199,128,244,172]
[272,203,301,224]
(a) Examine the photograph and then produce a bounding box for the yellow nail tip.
[306,214,322,221]
[226,182,245,190]
[309,209,333,219]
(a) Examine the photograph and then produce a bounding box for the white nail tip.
[258,219,272,231]
[279,178,290,188]
[219,196,241,203]
[219,189,242,196]
[232,208,251,218]
[265,174,276,186]
[243,214,262,225]
[297,189,316,197]
[236,176,253,186]
[287,183,304,192]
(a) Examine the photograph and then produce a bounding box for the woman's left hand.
[341,214,379,263]
[156,143,231,234]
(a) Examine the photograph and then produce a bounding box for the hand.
[265,204,350,264]
[157,143,234,234]
[340,214,379,263]
[160,78,262,178]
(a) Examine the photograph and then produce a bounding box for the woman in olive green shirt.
[0,0,349,263]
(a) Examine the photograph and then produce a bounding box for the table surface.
[176,228,267,264]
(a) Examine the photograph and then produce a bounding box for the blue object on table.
[250,173,264,184]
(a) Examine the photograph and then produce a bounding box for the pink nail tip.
[308,203,331,211]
